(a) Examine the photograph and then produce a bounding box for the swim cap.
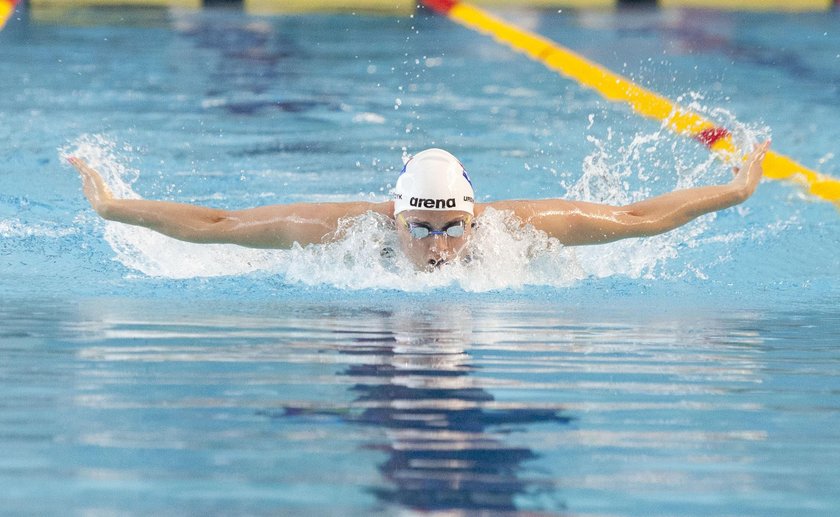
[393,148,475,216]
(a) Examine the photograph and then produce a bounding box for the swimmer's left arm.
[490,141,768,246]
[68,157,393,249]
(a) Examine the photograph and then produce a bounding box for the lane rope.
[0,0,19,31]
[421,0,840,206]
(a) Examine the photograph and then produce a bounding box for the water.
[2,5,839,516]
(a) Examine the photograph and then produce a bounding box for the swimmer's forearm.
[621,182,749,237]
[621,141,768,237]
[98,199,239,244]
[69,158,225,244]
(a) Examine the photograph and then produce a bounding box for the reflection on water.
[3,298,839,516]
[274,307,571,512]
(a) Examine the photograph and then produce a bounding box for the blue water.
[2,5,840,516]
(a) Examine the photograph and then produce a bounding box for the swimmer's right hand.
[68,157,114,214]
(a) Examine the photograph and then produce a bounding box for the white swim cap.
[393,148,475,216]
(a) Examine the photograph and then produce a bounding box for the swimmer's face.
[396,210,473,270]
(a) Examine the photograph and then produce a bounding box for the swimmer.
[69,141,769,270]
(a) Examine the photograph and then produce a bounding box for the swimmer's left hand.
[731,140,770,201]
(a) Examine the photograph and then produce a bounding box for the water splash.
[59,134,142,201]
[285,208,584,292]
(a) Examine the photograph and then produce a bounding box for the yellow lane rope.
[1,0,19,30]
[422,0,840,206]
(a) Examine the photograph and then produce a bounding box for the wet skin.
[396,209,473,270]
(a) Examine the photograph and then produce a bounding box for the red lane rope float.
[420,0,840,206]
[1,0,20,31]
[423,0,458,10]
[694,127,731,148]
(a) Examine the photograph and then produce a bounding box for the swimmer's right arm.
[69,157,392,249]
[485,141,769,246]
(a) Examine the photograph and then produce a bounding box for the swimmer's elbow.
[205,211,230,226]
[617,211,670,238]
[147,209,237,244]
[193,211,288,248]
[194,211,238,242]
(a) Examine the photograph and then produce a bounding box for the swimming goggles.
[398,214,471,239]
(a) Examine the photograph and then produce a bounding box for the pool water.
[2,5,840,516]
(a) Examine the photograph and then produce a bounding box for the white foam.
[285,209,584,292]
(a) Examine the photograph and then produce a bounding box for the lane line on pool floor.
[421,0,840,207]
